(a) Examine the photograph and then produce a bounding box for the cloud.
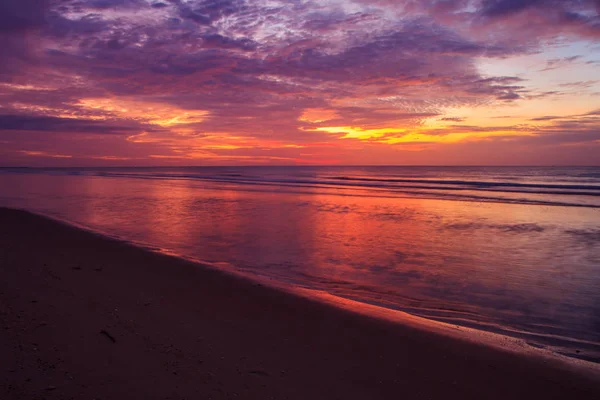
[0,114,139,134]
[515,128,600,146]
[19,150,72,158]
[0,0,50,75]
[558,80,598,88]
[480,0,547,17]
[0,0,48,33]
[176,0,247,25]
[88,0,147,10]
[479,0,600,39]
[152,3,169,9]
[541,55,582,71]
[0,0,598,165]
[530,116,561,121]
[496,91,521,100]
[200,33,257,51]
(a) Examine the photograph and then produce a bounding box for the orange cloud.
[299,108,340,123]
[76,98,209,128]
[20,150,72,158]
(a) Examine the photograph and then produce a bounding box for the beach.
[0,207,599,399]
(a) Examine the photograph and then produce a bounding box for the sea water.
[1,166,599,361]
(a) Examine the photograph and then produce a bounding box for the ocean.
[1,166,599,361]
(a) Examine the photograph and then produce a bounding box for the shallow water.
[1,166,599,361]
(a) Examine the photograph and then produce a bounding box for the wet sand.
[0,207,599,399]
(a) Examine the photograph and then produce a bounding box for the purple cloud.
[0,0,598,165]
[0,0,50,75]
[88,0,147,10]
[0,0,48,33]
[0,114,141,134]
[480,0,547,17]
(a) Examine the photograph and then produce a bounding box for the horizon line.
[1,165,600,169]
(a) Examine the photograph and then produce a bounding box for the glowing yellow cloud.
[311,126,406,140]
[385,132,472,144]
[311,124,533,144]
[76,98,209,127]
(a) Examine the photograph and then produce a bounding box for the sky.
[0,0,599,166]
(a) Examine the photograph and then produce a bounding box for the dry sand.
[1,207,599,399]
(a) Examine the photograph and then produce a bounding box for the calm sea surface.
[1,166,599,361]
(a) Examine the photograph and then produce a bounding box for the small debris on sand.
[100,329,116,343]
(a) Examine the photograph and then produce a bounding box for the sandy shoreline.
[1,207,599,399]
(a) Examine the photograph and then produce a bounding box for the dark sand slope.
[0,208,599,399]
